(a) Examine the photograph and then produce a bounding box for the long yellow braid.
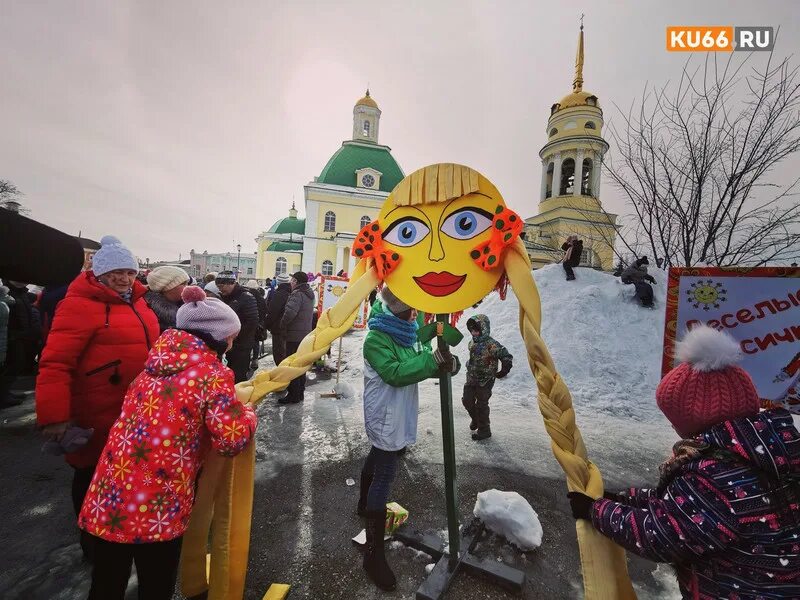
[505,241,636,600]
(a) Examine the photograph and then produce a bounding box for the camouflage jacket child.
[465,315,513,387]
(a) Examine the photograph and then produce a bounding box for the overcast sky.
[2,0,798,261]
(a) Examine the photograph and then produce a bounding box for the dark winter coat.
[247,287,268,340]
[466,315,512,386]
[35,272,160,468]
[0,290,12,364]
[620,264,655,285]
[265,283,291,334]
[220,284,258,356]
[144,289,181,333]
[78,329,256,543]
[561,240,583,268]
[39,284,68,344]
[7,283,40,345]
[591,409,800,599]
[279,283,315,343]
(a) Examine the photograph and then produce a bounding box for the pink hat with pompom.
[176,286,240,341]
[656,325,760,438]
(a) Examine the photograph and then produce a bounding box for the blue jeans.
[362,446,399,512]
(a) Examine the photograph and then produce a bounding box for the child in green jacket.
[463,314,512,440]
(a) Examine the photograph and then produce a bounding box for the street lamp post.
[236,244,241,280]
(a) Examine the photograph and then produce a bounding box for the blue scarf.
[368,313,419,348]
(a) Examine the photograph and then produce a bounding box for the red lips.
[413,272,467,296]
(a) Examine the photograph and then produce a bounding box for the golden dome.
[355,89,379,109]
[558,90,599,109]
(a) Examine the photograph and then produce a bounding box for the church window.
[560,158,575,195]
[585,121,596,129]
[581,158,593,196]
[324,211,336,232]
[363,120,370,137]
[549,128,558,137]
[321,260,334,276]
[579,248,591,266]
[361,174,375,188]
[545,162,554,199]
[275,257,287,276]
[587,96,598,106]
[360,215,371,229]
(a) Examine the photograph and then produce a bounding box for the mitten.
[567,491,596,520]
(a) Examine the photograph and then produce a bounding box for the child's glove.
[496,359,512,379]
[567,491,596,520]
[434,347,460,376]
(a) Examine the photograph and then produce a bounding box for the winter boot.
[357,472,373,517]
[469,418,478,431]
[363,510,396,591]
[471,429,492,441]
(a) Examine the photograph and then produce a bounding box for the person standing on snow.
[145,265,189,333]
[357,287,459,591]
[215,271,258,383]
[265,273,291,367]
[620,256,656,307]
[35,235,160,560]
[79,286,257,599]
[567,325,800,599]
[277,271,315,403]
[462,314,513,441]
[560,235,583,281]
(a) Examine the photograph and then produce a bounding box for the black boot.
[471,429,492,440]
[363,510,396,591]
[357,472,373,517]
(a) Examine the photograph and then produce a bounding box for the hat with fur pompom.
[656,325,760,438]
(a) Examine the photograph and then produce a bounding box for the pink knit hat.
[176,286,240,341]
[656,325,760,438]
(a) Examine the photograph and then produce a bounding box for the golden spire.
[573,16,584,93]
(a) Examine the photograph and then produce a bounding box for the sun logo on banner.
[686,279,727,310]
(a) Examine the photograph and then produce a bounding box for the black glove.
[567,492,595,520]
[496,359,512,379]
[602,490,627,504]
[433,347,458,375]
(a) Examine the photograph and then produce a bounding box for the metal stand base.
[393,518,526,600]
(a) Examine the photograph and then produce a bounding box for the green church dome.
[267,216,305,235]
[318,142,404,192]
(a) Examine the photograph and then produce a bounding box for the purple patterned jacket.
[592,409,800,599]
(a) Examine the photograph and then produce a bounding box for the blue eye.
[441,208,493,240]
[382,218,430,247]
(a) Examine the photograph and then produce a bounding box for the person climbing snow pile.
[567,324,800,599]
[620,256,657,308]
[463,314,512,441]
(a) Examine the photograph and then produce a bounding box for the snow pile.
[459,265,668,421]
[333,381,356,399]
[473,489,542,551]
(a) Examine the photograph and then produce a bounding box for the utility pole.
[236,244,242,280]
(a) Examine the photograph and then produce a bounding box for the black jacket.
[561,240,584,268]
[144,290,181,334]
[279,284,315,343]
[222,284,258,354]
[247,288,268,324]
[265,283,291,334]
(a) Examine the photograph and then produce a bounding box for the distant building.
[256,89,404,279]
[188,249,257,280]
[524,24,618,270]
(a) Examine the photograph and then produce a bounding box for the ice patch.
[474,489,542,551]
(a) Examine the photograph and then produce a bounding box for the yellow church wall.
[307,190,382,237]
[258,251,302,279]
[312,242,340,273]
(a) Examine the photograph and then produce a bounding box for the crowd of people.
[2,231,798,599]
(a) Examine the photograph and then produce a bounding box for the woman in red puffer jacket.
[35,236,159,556]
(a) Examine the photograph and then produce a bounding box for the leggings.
[362,446,400,512]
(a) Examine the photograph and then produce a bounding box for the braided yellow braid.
[505,241,636,600]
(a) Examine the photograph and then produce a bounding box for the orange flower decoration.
[470,205,524,271]
[351,220,401,280]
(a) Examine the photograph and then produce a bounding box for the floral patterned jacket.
[78,329,257,543]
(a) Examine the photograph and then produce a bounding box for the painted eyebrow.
[382,215,429,237]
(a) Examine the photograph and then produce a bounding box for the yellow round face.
[379,168,506,314]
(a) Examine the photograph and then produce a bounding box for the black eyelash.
[446,207,494,221]
[382,216,429,238]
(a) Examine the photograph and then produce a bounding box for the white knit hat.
[176,286,240,341]
[275,273,290,285]
[92,235,138,276]
[147,266,189,292]
[244,279,260,290]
